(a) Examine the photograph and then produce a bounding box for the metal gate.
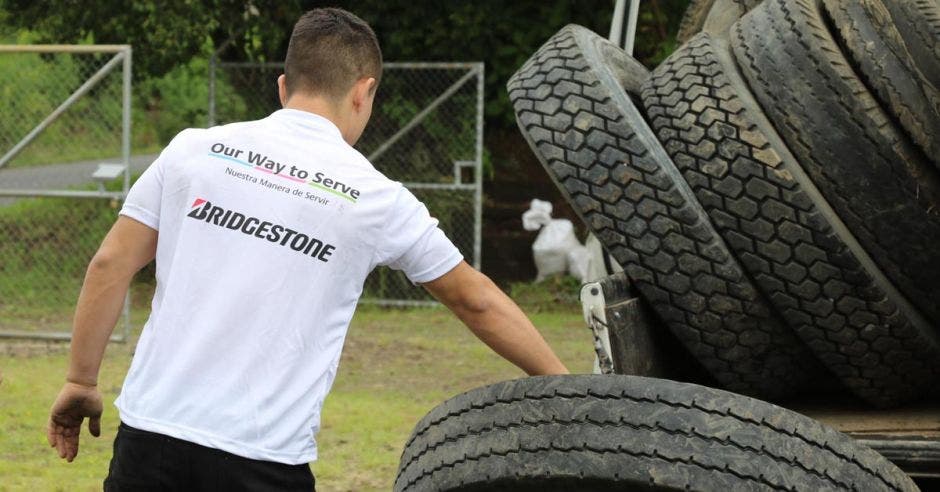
[0,44,132,341]
[209,60,484,305]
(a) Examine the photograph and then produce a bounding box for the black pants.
[104,422,315,491]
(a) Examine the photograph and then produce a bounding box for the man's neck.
[284,96,349,140]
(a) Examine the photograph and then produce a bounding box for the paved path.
[0,154,157,205]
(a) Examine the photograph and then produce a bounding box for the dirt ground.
[0,306,592,491]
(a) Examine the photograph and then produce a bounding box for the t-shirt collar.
[269,108,344,140]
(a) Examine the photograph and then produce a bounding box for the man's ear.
[352,77,377,111]
[277,74,288,107]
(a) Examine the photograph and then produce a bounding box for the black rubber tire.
[394,375,918,491]
[823,0,940,169]
[882,0,940,89]
[677,0,716,42]
[676,0,761,43]
[508,25,818,400]
[642,32,940,407]
[731,0,940,325]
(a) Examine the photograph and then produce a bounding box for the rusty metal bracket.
[580,271,671,377]
[581,281,615,374]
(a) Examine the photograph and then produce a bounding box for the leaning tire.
[732,0,940,325]
[508,25,818,400]
[676,0,761,43]
[642,32,940,407]
[822,0,940,169]
[881,0,940,89]
[394,375,918,491]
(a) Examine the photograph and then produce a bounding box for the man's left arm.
[47,216,157,462]
[376,187,569,376]
[422,262,569,376]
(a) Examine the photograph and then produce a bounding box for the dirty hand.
[47,382,103,462]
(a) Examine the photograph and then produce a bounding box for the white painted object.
[567,244,591,283]
[523,199,583,281]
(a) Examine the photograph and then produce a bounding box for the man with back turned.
[47,8,568,490]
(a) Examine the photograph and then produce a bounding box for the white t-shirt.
[115,109,463,465]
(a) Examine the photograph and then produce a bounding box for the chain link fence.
[0,45,132,340]
[209,60,484,305]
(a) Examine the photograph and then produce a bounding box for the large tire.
[882,0,940,89]
[676,0,761,43]
[823,0,940,169]
[394,375,918,491]
[731,0,940,325]
[642,32,940,407]
[508,25,818,400]
[677,0,717,42]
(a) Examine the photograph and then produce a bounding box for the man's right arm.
[422,262,569,376]
[48,216,157,462]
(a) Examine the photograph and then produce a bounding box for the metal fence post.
[122,47,132,195]
[208,54,217,127]
[0,44,134,341]
[121,46,133,343]
[0,49,126,170]
[609,0,627,44]
[624,1,641,55]
[473,63,484,271]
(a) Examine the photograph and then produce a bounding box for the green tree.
[1,1,694,283]
[1,0,689,129]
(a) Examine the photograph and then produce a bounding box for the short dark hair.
[284,8,382,99]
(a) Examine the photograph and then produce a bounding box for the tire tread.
[731,0,940,325]
[508,25,817,400]
[641,32,940,407]
[394,375,917,492]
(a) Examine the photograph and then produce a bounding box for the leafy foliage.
[138,57,247,143]
[2,0,226,79]
[1,0,691,130]
[0,1,694,285]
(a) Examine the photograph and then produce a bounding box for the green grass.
[0,305,592,491]
[507,275,583,313]
[0,189,139,332]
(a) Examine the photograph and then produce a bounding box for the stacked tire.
[394,375,919,491]
[395,4,939,489]
[505,0,940,410]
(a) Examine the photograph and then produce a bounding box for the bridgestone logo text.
[186,198,336,262]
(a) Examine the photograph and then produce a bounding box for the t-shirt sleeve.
[373,186,464,284]
[119,130,187,230]
[119,155,164,230]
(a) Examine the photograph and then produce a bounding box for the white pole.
[625,0,641,55]
[609,0,627,44]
